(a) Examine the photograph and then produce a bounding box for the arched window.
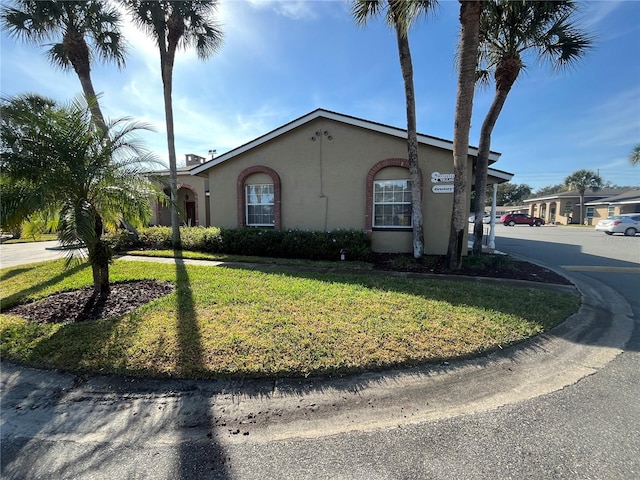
[237,166,281,229]
[365,159,422,232]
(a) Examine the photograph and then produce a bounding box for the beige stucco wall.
[205,118,472,255]
[150,172,209,227]
[528,198,577,225]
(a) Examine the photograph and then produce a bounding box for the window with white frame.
[246,184,274,226]
[586,206,595,218]
[607,205,616,217]
[373,179,412,228]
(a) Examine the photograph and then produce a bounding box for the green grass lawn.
[0,258,579,379]
[1,233,58,244]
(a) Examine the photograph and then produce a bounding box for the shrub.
[114,226,371,262]
[103,230,143,251]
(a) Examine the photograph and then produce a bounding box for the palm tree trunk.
[90,246,110,294]
[161,48,182,250]
[76,69,107,133]
[472,87,509,254]
[448,0,483,270]
[90,213,110,294]
[393,17,423,259]
[63,28,108,133]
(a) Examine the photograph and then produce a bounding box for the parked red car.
[500,213,545,227]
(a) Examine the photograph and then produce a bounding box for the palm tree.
[1,94,163,294]
[352,0,437,259]
[1,0,126,133]
[121,0,223,249]
[564,169,603,225]
[447,0,484,270]
[629,145,640,165]
[470,0,592,254]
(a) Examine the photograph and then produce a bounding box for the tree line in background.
[482,178,635,208]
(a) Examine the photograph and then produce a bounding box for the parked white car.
[468,214,502,224]
[595,214,640,236]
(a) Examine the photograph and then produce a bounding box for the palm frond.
[351,0,385,27]
[479,0,592,81]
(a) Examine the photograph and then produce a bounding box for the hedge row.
[106,226,371,262]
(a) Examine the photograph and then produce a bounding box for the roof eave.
[190,109,501,175]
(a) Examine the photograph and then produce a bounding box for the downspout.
[312,129,332,230]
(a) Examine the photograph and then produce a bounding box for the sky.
[1,0,639,192]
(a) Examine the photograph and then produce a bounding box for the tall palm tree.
[352,0,437,259]
[1,94,162,294]
[447,0,484,270]
[1,0,126,133]
[471,0,592,254]
[121,0,223,249]
[564,169,603,225]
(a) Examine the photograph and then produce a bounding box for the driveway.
[1,231,638,479]
[0,240,86,269]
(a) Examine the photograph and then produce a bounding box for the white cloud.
[582,0,624,28]
[569,86,640,149]
[246,0,318,20]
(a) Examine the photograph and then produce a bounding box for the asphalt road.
[1,228,639,479]
[494,223,640,320]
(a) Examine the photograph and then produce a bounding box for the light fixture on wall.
[311,130,332,142]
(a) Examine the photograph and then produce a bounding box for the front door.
[185,201,196,226]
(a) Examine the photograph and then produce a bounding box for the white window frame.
[586,206,595,218]
[246,183,275,227]
[607,205,616,217]
[373,179,412,229]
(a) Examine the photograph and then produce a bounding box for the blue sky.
[1,0,639,192]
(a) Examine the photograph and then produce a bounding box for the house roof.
[153,165,198,176]
[190,108,502,175]
[523,189,623,203]
[486,167,513,184]
[584,188,640,206]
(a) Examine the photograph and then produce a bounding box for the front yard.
[0,258,579,379]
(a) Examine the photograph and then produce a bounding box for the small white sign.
[431,172,455,183]
[432,184,454,194]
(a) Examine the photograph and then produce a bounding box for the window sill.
[372,227,412,232]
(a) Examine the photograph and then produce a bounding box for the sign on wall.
[432,184,454,193]
[431,172,454,193]
[431,172,455,183]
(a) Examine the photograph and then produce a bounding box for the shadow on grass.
[0,262,90,310]
[0,266,35,283]
[174,250,230,478]
[216,262,578,326]
[1,255,230,478]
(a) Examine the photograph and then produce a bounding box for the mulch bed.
[372,253,573,285]
[4,280,175,325]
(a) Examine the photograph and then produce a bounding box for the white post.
[489,183,498,250]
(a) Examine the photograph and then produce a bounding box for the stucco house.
[151,154,210,228]
[523,189,639,225]
[584,189,640,221]
[155,109,513,255]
